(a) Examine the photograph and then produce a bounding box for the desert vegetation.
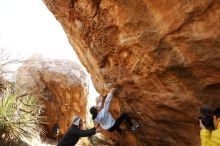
[0,49,45,145]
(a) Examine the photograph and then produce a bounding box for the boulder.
[16,55,89,137]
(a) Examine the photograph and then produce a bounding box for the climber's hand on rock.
[111,87,116,93]
[199,119,206,129]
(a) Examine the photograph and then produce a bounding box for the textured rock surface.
[16,55,88,137]
[43,0,220,145]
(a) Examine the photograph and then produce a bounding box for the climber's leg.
[108,113,138,132]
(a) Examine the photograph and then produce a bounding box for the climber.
[199,107,220,146]
[57,116,102,146]
[90,87,139,133]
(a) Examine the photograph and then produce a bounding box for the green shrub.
[0,86,45,144]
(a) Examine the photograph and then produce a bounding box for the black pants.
[108,113,133,133]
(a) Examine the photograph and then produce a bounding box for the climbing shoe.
[132,120,139,128]
[131,126,136,132]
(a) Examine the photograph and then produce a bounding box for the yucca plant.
[0,86,45,145]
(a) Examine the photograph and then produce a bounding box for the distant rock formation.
[43,0,220,145]
[16,55,88,137]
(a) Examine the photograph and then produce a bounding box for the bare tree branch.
[0,48,23,79]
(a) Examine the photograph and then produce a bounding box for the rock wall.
[16,56,88,137]
[43,0,220,145]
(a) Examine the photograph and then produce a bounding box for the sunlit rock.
[43,0,220,145]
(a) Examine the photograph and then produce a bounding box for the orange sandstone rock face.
[16,56,88,137]
[43,0,220,145]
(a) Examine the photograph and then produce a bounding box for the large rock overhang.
[43,0,220,145]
